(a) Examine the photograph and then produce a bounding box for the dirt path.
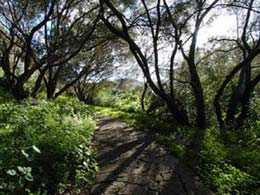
[89,115,211,195]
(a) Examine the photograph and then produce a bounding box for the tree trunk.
[214,48,260,128]
[194,85,206,129]
[141,82,148,112]
[46,79,57,99]
[31,68,48,98]
[237,74,260,127]
[12,82,28,100]
[226,65,250,126]
[166,99,190,126]
[189,60,206,129]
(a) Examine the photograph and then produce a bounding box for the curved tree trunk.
[141,82,148,112]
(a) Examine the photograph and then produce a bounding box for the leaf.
[7,169,16,176]
[21,150,29,158]
[25,174,33,182]
[83,161,88,167]
[17,166,32,175]
[17,166,25,174]
[24,167,32,174]
[94,165,99,172]
[32,145,41,154]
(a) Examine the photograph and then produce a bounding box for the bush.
[95,89,142,113]
[200,127,259,194]
[0,97,98,194]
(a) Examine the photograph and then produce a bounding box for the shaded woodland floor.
[88,115,212,195]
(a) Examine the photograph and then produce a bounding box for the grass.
[92,106,174,131]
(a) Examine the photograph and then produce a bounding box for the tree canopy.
[0,0,259,129]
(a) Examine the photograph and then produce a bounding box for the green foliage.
[157,134,186,158]
[155,127,195,159]
[249,94,260,125]
[0,97,97,194]
[92,105,177,131]
[200,127,260,194]
[95,89,142,113]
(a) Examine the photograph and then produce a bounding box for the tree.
[99,0,220,129]
[163,0,219,129]
[0,0,101,99]
[214,0,260,129]
[0,0,56,99]
[68,41,114,102]
[30,0,102,99]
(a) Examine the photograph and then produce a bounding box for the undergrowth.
[0,96,98,194]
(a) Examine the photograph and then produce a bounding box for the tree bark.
[237,74,260,126]
[141,82,148,112]
[31,67,48,98]
[12,82,28,100]
[214,48,260,128]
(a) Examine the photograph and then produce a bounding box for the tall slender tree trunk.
[141,82,148,112]
[237,74,260,127]
[193,84,206,129]
[188,60,206,129]
[226,65,250,126]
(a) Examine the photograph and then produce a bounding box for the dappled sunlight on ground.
[89,116,211,195]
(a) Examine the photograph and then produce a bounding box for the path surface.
[89,115,211,195]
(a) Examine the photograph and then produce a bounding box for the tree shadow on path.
[91,138,152,194]
[89,115,211,195]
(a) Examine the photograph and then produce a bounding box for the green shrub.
[95,89,142,113]
[0,97,97,194]
[200,127,259,194]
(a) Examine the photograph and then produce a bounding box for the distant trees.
[73,42,115,103]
